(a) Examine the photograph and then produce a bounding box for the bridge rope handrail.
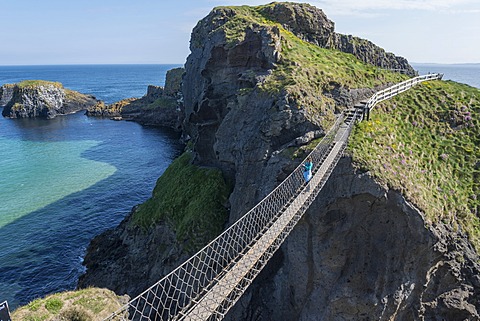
[105,111,348,321]
[104,73,443,320]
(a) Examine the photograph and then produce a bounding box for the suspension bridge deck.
[181,134,348,320]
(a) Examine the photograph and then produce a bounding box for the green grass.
[349,80,480,251]
[207,4,406,129]
[27,299,43,312]
[132,151,232,251]
[44,298,63,314]
[17,80,63,89]
[73,296,106,314]
[12,288,123,321]
[142,97,177,110]
[282,137,323,160]
[65,88,90,102]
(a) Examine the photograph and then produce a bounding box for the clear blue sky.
[1,0,478,65]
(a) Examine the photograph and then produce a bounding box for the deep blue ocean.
[0,63,478,311]
[0,64,183,309]
[412,63,480,89]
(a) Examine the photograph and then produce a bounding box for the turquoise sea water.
[0,65,183,309]
[0,137,116,228]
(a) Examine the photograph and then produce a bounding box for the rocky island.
[1,80,99,119]
[13,2,480,321]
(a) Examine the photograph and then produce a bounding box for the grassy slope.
[349,80,480,251]
[214,4,407,128]
[16,80,63,89]
[132,152,231,252]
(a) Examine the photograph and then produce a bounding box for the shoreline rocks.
[86,67,185,130]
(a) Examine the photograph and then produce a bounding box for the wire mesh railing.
[105,111,349,321]
[103,74,441,321]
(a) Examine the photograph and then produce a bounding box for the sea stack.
[1,80,99,119]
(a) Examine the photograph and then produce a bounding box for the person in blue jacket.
[303,157,313,191]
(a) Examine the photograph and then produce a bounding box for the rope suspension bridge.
[105,73,443,321]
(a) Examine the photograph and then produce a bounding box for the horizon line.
[0,63,186,67]
[0,62,478,67]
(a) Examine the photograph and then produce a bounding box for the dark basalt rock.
[223,157,480,320]
[86,67,185,130]
[260,2,416,76]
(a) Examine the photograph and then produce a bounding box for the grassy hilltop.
[350,80,480,251]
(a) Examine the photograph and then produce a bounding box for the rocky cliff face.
[0,84,15,107]
[79,2,478,320]
[333,34,414,74]
[259,3,416,76]
[1,81,98,119]
[223,157,480,320]
[183,8,295,219]
[182,3,403,222]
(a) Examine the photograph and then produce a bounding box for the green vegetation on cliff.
[349,80,480,251]
[16,80,63,89]
[207,3,480,252]
[132,152,231,251]
[208,4,406,128]
[154,3,408,248]
[137,96,177,110]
